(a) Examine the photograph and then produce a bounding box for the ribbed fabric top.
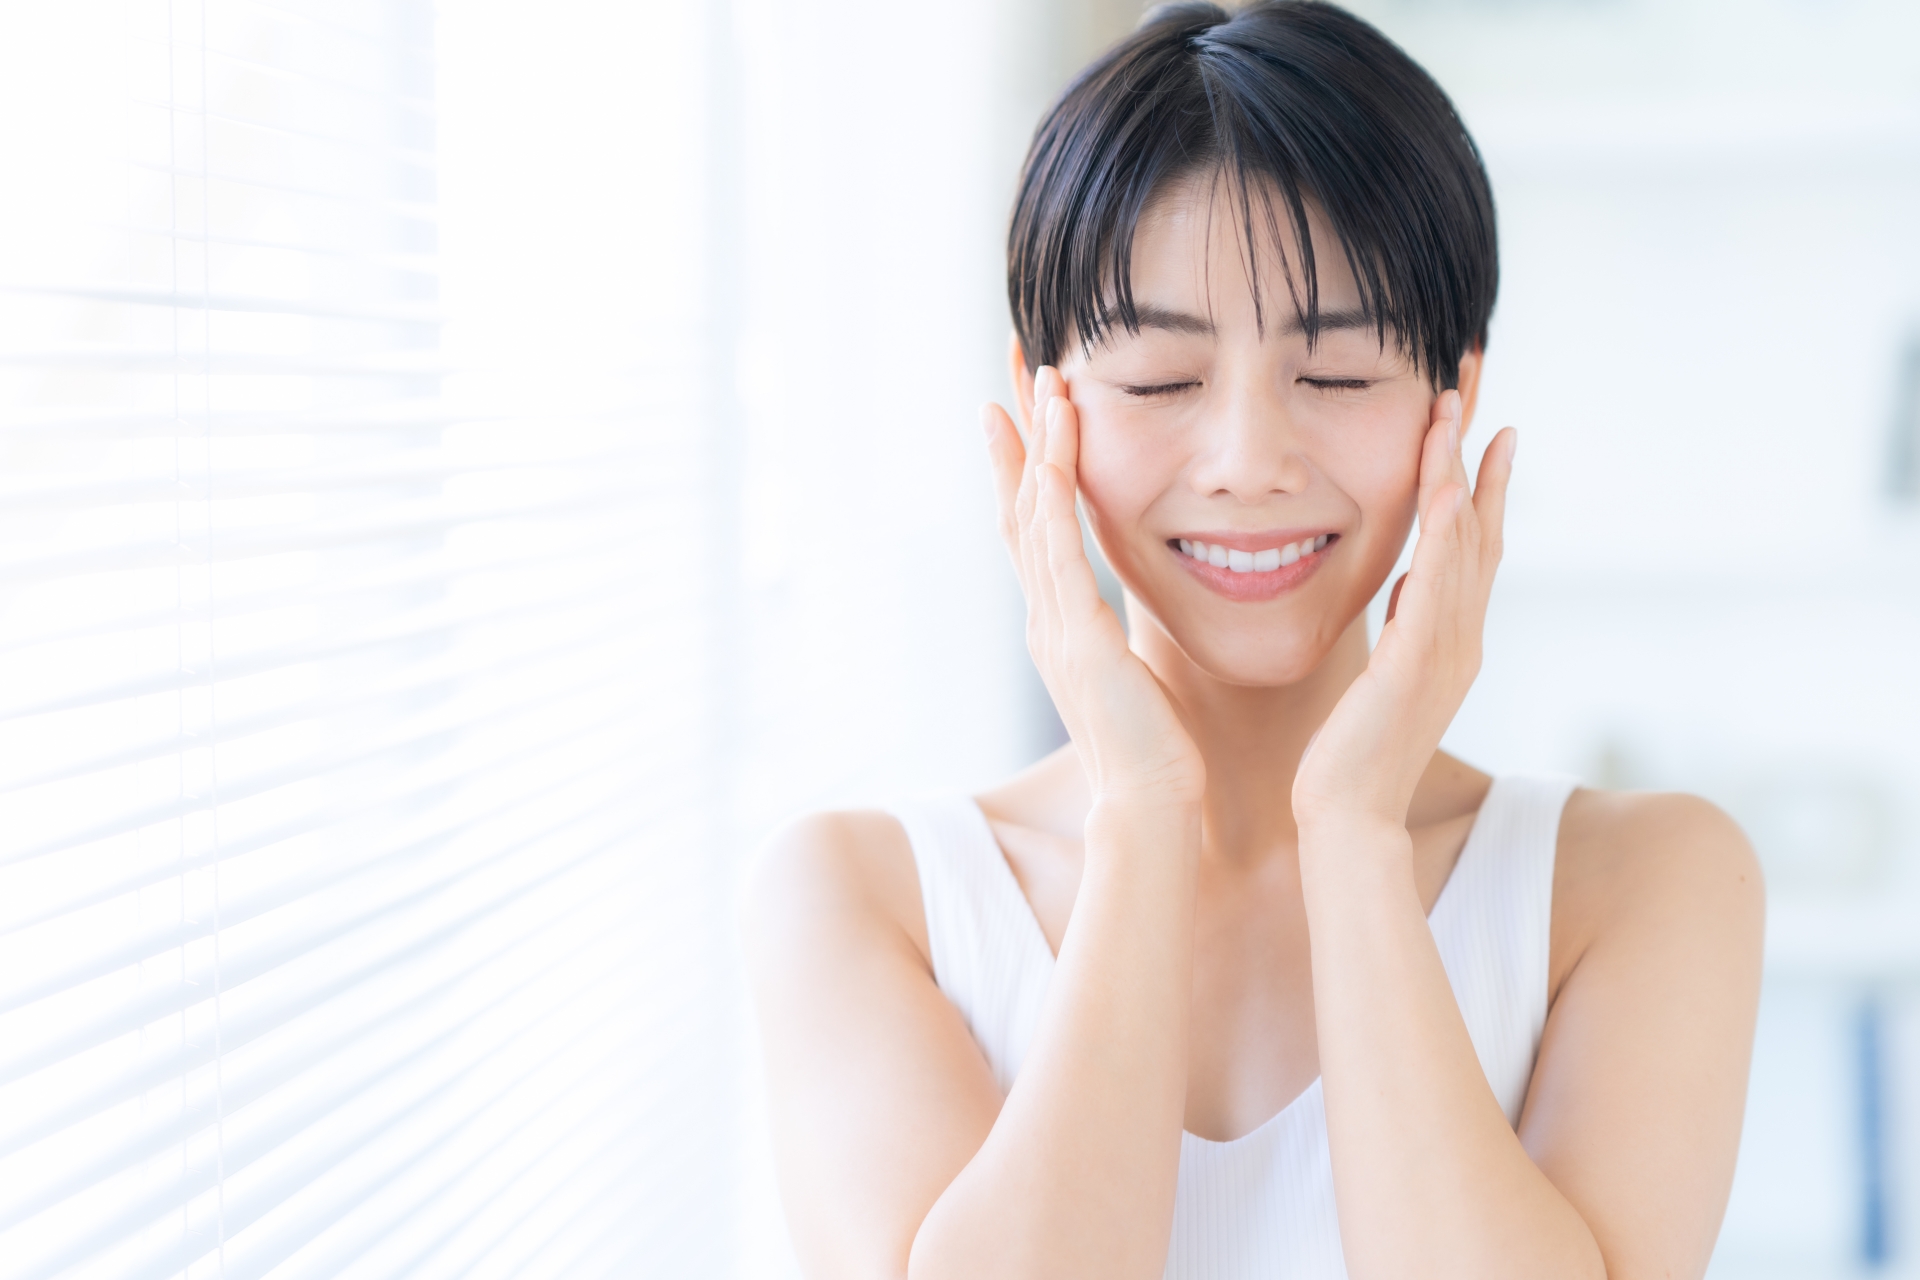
[885,774,1578,1280]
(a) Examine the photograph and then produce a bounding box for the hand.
[1291,391,1516,831]
[983,368,1206,808]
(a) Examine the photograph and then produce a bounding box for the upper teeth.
[1177,534,1329,573]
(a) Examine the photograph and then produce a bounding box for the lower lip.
[1170,539,1334,602]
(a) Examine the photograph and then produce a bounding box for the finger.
[983,401,1026,560]
[1039,462,1107,624]
[1023,461,1068,671]
[1440,390,1481,555]
[1025,370,1056,521]
[1422,481,1469,556]
[1414,390,1457,529]
[1385,571,1408,624]
[1472,426,1516,564]
[1029,366,1054,451]
[1044,388,1081,490]
[1013,368,1052,534]
[1394,481,1467,637]
[1443,389,1469,489]
[1024,372,1064,637]
[1024,367,1061,566]
[1015,352,1038,436]
[1039,383,1103,635]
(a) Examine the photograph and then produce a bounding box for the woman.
[744,4,1764,1278]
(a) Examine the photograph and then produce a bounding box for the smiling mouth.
[1163,532,1339,602]
[1172,533,1334,573]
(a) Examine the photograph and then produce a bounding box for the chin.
[1148,610,1346,689]
[1195,636,1331,688]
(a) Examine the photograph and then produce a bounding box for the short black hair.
[1008,1,1496,390]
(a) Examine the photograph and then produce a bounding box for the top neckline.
[957,779,1506,1149]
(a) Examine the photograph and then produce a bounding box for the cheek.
[1321,409,1426,523]
[1071,411,1170,524]
[1352,446,1422,521]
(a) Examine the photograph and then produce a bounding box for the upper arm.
[1520,791,1766,1280]
[739,810,1004,1280]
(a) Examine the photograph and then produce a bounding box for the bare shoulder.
[1527,791,1767,1276]
[739,808,930,978]
[739,810,1007,1277]
[1550,788,1766,996]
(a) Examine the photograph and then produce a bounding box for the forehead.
[1130,173,1363,319]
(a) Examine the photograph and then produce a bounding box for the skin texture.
[742,175,1765,1280]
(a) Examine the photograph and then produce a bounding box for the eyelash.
[1119,377,1375,397]
[1119,380,1199,398]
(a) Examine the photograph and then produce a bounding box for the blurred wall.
[1343,4,1920,1276]
[722,2,1082,1273]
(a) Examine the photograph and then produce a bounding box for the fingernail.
[1046,397,1062,431]
[1507,428,1519,462]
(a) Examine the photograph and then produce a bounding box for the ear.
[1009,330,1038,434]
[1454,345,1485,436]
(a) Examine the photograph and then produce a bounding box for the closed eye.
[1301,377,1375,393]
[1119,380,1200,398]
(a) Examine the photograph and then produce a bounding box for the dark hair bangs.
[1007,1,1497,391]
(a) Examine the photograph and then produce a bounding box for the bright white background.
[1,1,1914,1278]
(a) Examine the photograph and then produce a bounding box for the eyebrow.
[1132,303,1378,339]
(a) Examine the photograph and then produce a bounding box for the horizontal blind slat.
[0,485,641,592]
[0,846,647,1164]
[3,595,651,797]
[280,994,685,1280]
[0,451,651,515]
[218,978,663,1280]
[0,283,441,324]
[1,556,651,732]
[0,879,643,1237]
[144,993,648,1280]
[0,700,685,939]
[360,1028,701,1280]
[0,531,647,658]
[20,964,641,1280]
[301,1070,651,1280]
[0,730,651,1009]
[1,671,652,871]
[0,797,640,1086]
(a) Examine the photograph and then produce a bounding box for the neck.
[1128,599,1372,868]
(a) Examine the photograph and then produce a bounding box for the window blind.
[0,2,727,1276]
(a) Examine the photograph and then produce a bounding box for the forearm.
[1299,818,1604,1280]
[909,799,1200,1280]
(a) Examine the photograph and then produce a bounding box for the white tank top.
[885,774,1578,1280]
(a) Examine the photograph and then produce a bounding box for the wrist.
[1295,811,1411,861]
[1085,794,1202,864]
[1294,817,1418,923]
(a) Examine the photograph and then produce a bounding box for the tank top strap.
[1427,773,1580,1125]
[885,795,1055,1094]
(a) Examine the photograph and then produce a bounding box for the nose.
[1185,382,1312,503]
